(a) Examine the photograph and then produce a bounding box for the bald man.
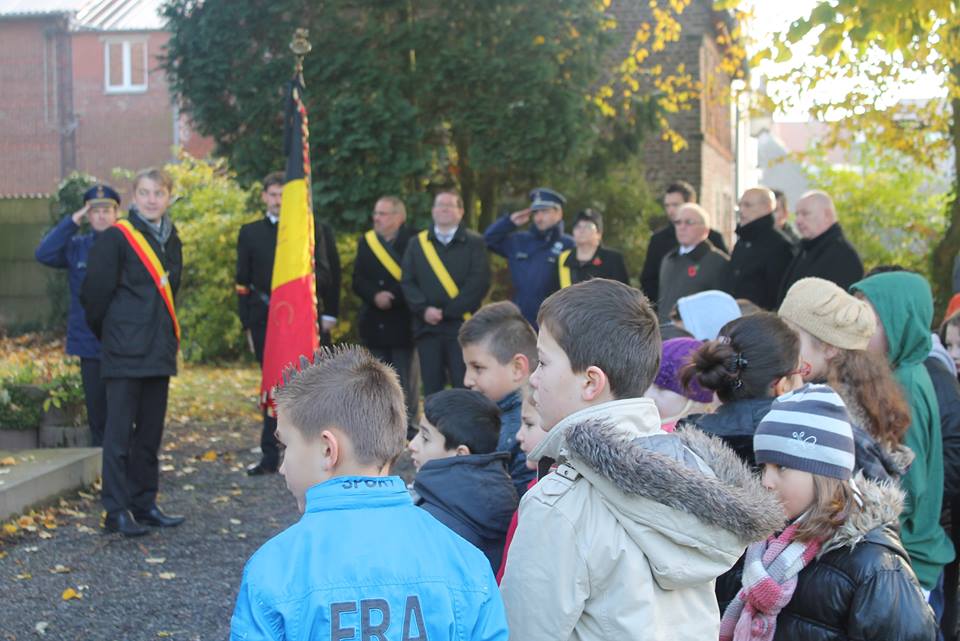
[777,190,863,304]
[656,203,729,322]
[724,187,796,310]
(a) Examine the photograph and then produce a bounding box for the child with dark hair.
[231,347,507,640]
[409,389,519,570]
[680,312,803,465]
[501,278,784,641]
[717,384,936,641]
[459,301,538,495]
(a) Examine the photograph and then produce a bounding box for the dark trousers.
[250,324,280,470]
[79,357,107,447]
[416,333,465,396]
[102,377,169,515]
[369,346,420,421]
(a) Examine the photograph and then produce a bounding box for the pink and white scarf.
[718,523,822,641]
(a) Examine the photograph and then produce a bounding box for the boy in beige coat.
[500,278,785,640]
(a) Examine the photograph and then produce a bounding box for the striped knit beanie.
[754,383,855,480]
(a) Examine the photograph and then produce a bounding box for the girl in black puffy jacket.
[717,384,936,641]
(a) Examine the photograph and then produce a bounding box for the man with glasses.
[640,181,728,309]
[352,195,420,435]
[656,203,729,322]
[723,187,795,310]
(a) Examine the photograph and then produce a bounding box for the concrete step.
[0,448,101,520]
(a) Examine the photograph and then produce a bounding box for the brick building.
[611,0,739,243]
[0,0,212,199]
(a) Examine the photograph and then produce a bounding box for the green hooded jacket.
[851,272,955,589]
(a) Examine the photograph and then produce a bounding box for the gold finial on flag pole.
[290,28,312,82]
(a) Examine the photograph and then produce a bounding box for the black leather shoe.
[246,462,277,476]
[104,510,149,537]
[132,506,185,528]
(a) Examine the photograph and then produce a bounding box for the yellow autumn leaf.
[3,523,17,534]
[61,588,81,601]
[532,35,545,46]
[0,456,16,466]
[200,450,217,462]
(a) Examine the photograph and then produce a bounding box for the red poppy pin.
[687,265,699,278]
[592,257,602,266]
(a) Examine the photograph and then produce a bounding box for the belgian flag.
[260,72,320,411]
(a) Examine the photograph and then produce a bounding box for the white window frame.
[103,37,149,94]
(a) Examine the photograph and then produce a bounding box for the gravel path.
[1,417,298,641]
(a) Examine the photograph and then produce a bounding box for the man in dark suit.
[81,168,184,537]
[724,187,795,310]
[236,172,331,476]
[639,181,727,308]
[401,190,490,394]
[777,190,863,304]
[353,195,419,427]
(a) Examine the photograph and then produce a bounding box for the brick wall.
[610,0,734,240]
[0,21,214,199]
[0,17,66,196]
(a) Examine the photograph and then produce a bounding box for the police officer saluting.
[35,184,121,447]
[352,196,419,430]
[484,187,573,326]
[235,172,331,476]
[81,168,184,537]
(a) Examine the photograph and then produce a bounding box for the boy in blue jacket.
[230,346,508,641]
[408,389,519,571]
[459,301,538,496]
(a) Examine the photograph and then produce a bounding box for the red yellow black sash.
[114,220,181,342]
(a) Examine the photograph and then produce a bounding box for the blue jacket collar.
[497,388,523,412]
[304,475,412,513]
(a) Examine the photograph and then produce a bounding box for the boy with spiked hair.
[230,346,507,641]
[500,279,785,640]
[459,301,539,495]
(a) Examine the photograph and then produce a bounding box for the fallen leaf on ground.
[61,587,81,600]
[3,523,17,534]
[181,484,195,491]
[160,464,176,472]
[50,564,70,574]
[24,545,38,552]
[157,632,173,638]
[78,491,95,500]
[211,496,229,504]
[35,621,49,636]
[145,557,166,565]
[0,550,7,559]
[229,518,241,525]
[38,531,52,540]
[200,450,217,462]
[16,572,32,580]
[75,524,95,534]
[158,572,176,580]
[0,456,16,466]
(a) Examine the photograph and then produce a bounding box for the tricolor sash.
[417,230,470,321]
[364,230,402,281]
[114,219,180,342]
[558,249,573,289]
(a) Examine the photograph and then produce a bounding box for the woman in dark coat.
[557,209,629,287]
[81,168,184,538]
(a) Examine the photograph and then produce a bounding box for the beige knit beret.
[778,278,876,350]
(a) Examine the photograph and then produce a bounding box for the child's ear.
[511,353,531,381]
[319,429,341,471]
[582,365,610,402]
[454,444,471,456]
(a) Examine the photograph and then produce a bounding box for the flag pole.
[290,28,311,86]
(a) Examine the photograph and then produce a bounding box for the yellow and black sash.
[114,220,180,342]
[417,230,470,320]
[558,249,573,289]
[364,230,402,281]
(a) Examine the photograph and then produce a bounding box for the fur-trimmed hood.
[819,472,905,556]
[534,398,786,589]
